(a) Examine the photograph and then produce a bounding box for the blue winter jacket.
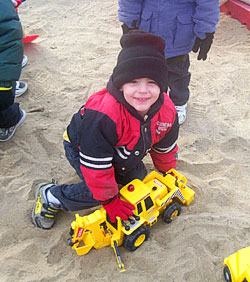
[118,0,220,58]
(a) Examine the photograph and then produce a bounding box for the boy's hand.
[192,33,214,61]
[102,195,134,222]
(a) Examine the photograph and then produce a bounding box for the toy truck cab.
[223,246,250,282]
[120,169,195,227]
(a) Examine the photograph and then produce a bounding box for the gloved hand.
[121,20,138,34]
[192,33,214,61]
[102,195,135,222]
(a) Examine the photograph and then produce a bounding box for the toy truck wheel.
[223,266,232,282]
[162,202,181,223]
[123,226,149,252]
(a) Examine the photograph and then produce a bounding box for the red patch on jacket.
[81,107,85,116]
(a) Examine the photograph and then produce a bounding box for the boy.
[118,0,220,124]
[32,30,179,229]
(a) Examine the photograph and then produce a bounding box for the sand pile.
[0,1,249,281]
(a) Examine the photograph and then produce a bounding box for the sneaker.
[31,183,60,229]
[175,103,187,125]
[0,109,26,142]
[22,55,28,68]
[15,81,28,97]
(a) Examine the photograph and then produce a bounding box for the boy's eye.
[130,80,138,84]
[148,80,157,84]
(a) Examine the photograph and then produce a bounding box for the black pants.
[50,140,147,211]
[166,54,191,106]
[0,81,20,128]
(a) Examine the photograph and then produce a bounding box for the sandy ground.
[0,0,250,281]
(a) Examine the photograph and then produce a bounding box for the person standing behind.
[118,0,220,124]
[0,0,26,141]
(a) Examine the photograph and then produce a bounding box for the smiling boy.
[121,78,160,117]
[32,30,180,229]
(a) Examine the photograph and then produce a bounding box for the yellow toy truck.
[68,169,195,271]
[223,246,250,282]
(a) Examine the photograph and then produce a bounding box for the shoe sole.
[178,116,186,125]
[15,82,28,97]
[31,183,47,228]
[0,110,26,142]
[31,183,55,229]
[175,104,187,125]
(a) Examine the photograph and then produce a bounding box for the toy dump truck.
[68,169,195,271]
[223,246,250,282]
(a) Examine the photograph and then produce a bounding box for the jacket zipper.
[140,115,149,156]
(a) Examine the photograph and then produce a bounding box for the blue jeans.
[50,140,147,211]
[166,54,191,106]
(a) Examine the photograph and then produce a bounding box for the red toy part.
[13,0,22,11]
[220,0,250,30]
[23,35,39,44]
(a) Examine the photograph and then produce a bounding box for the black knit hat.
[112,30,168,92]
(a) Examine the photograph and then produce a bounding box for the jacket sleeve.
[193,0,220,39]
[150,113,179,173]
[118,0,143,27]
[78,109,119,201]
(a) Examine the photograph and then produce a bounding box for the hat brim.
[112,57,168,92]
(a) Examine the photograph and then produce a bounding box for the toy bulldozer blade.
[112,240,126,272]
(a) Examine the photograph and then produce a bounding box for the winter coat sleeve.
[150,113,179,173]
[78,109,119,201]
[118,0,143,27]
[193,0,220,39]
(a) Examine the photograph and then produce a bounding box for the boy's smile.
[121,78,161,117]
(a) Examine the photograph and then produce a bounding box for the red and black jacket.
[67,78,179,201]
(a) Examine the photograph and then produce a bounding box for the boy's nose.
[138,82,148,92]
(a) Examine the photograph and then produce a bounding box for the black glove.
[121,20,138,34]
[192,33,214,61]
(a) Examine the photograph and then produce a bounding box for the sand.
[0,0,250,281]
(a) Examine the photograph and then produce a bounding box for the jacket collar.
[106,76,164,122]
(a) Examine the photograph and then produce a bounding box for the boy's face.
[121,78,161,117]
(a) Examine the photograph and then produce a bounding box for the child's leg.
[115,161,147,186]
[63,140,84,181]
[49,181,100,211]
[166,54,191,106]
[32,180,100,229]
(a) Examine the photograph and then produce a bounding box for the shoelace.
[16,81,21,88]
[175,106,185,114]
[0,127,14,136]
[0,128,8,136]
[175,105,187,114]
